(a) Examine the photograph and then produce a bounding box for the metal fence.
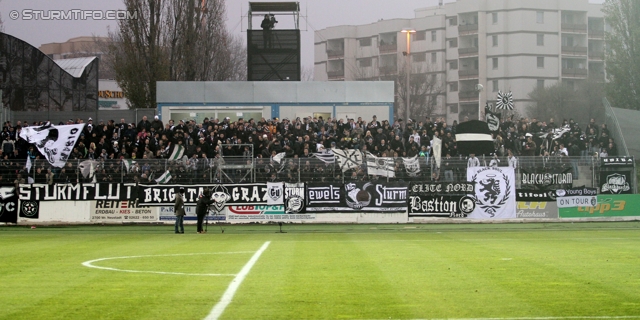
[3,154,619,191]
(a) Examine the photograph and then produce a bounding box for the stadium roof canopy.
[53,56,98,78]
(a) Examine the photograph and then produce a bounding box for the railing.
[9,155,612,188]
[561,68,588,77]
[327,70,345,78]
[326,49,344,59]
[458,24,478,33]
[458,69,479,78]
[561,46,588,55]
[378,44,397,53]
[378,66,397,75]
[458,47,478,56]
[561,23,587,33]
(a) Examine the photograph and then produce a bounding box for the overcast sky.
[2,0,604,73]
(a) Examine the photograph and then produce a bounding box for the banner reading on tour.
[559,194,640,218]
[466,167,516,219]
[19,183,135,201]
[556,187,597,208]
[305,182,407,213]
[90,200,158,222]
[137,184,269,206]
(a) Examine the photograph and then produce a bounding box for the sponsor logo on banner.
[227,205,315,221]
[409,195,475,217]
[467,167,516,219]
[90,200,158,222]
[159,206,208,221]
[600,172,631,194]
[559,195,640,218]
[516,201,559,219]
[516,189,556,202]
[556,187,597,208]
[285,183,305,213]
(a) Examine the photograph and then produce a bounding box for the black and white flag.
[332,149,363,172]
[496,90,514,110]
[365,152,395,177]
[455,120,494,156]
[402,156,421,177]
[20,123,85,168]
[313,150,335,164]
[485,104,501,132]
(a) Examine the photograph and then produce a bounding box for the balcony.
[458,69,479,79]
[379,43,397,54]
[327,70,345,79]
[326,49,344,59]
[458,24,478,35]
[588,29,605,39]
[562,23,587,33]
[458,47,478,57]
[562,68,588,78]
[589,51,605,60]
[378,66,397,75]
[561,46,588,56]
[459,90,479,101]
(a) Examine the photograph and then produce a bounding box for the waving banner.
[20,123,85,168]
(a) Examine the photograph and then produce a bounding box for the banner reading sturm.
[306,182,407,213]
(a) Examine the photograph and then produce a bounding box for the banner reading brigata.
[408,182,475,217]
[305,182,407,212]
[556,187,597,208]
[467,167,517,219]
[137,184,269,206]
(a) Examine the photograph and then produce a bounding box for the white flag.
[365,152,395,177]
[20,123,85,168]
[26,156,32,173]
[331,149,363,172]
[313,150,335,164]
[402,156,421,177]
[123,159,133,172]
[266,182,284,205]
[432,136,442,169]
[155,170,172,184]
[272,152,286,164]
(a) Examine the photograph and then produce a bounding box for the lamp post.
[401,28,416,127]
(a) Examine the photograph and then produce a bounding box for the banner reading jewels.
[19,183,135,201]
[137,184,269,206]
[305,182,407,213]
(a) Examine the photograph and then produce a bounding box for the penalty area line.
[204,241,271,320]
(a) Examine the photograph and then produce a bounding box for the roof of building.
[53,56,98,78]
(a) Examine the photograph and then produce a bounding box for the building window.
[449,17,458,26]
[449,38,458,48]
[537,34,544,46]
[450,82,458,92]
[431,30,437,42]
[431,52,437,63]
[537,79,545,89]
[414,31,426,41]
[537,11,544,24]
[413,52,426,63]
[492,35,498,47]
[492,57,498,69]
[359,38,371,47]
[450,104,459,113]
[537,57,544,68]
[449,60,458,70]
[358,58,372,68]
[493,80,499,92]
[492,12,498,24]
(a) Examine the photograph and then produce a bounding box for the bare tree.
[527,79,604,125]
[103,0,246,108]
[396,64,445,121]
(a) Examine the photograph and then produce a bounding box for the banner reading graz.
[559,194,640,218]
[18,183,135,201]
[306,182,407,213]
[137,184,269,206]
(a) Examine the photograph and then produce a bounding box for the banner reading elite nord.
[408,182,475,217]
[559,194,640,218]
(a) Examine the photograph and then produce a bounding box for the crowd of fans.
[0,113,615,184]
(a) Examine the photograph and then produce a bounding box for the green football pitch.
[1,222,640,320]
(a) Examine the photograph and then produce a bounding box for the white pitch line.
[426,316,640,320]
[205,241,271,320]
[81,252,254,277]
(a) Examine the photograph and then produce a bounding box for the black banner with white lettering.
[305,182,407,213]
[137,184,269,206]
[407,182,476,218]
[520,167,573,190]
[409,182,475,195]
[600,156,634,167]
[0,186,19,223]
[599,171,633,194]
[18,183,136,201]
[515,189,556,202]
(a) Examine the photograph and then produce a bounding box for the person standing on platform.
[196,189,212,234]
[174,187,185,234]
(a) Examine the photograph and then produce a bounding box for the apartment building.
[314,0,605,123]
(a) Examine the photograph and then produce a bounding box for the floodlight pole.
[402,28,415,127]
